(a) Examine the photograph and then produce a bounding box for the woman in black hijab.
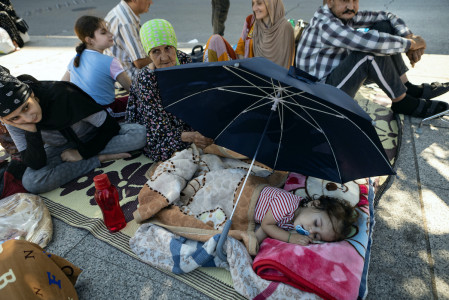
[0,66,146,194]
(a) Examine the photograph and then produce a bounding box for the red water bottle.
[93,174,126,233]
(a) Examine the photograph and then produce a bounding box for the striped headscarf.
[140,19,179,65]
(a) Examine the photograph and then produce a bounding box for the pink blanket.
[253,175,371,300]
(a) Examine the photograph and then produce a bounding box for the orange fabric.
[203,34,237,62]
[0,240,81,300]
[235,14,255,59]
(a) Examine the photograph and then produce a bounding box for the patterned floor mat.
[40,85,400,299]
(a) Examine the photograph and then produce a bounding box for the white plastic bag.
[0,193,53,247]
[0,27,15,54]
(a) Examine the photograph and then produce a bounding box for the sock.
[391,94,420,114]
[405,81,423,98]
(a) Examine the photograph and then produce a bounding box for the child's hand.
[288,232,312,246]
[61,149,82,162]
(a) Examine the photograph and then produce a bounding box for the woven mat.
[40,87,400,299]
[40,154,243,300]
[355,84,402,206]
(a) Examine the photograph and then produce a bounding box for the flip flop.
[411,98,449,118]
[421,82,449,99]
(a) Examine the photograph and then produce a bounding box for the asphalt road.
[12,0,449,54]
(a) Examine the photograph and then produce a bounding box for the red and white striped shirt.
[254,186,303,230]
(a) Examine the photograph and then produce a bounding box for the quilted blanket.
[130,223,321,299]
[130,180,375,300]
[133,145,288,255]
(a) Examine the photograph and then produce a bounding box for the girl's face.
[3,94,42,125]
[293,202,340,242]
[88,23,114,52]
[149,45,177,69]
[252,0,269,23]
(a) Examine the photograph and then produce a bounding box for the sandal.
[421,82,449,99]
[411,98,449,118]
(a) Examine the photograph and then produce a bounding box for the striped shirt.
[104,0,148,79]
[296,5,412,81]
[254,186,303,231]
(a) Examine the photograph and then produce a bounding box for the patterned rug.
[40,87,401,299]
[355,84,403,206]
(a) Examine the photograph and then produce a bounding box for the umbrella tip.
[372,120,376,126]
[234,63,240,68]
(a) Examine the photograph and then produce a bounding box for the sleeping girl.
[254,186,358,245]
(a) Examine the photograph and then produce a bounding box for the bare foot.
[98,152,131,162]
[13,41,20,51]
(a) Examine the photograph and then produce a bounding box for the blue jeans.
[22,123,147,194]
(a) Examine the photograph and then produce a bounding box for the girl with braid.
[62,16,131,119]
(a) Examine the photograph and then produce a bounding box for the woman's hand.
[287,232,312,246]
[181,131,214,149]
[147,62,156,70]
[60,149,83,162]
[0,117,37,133]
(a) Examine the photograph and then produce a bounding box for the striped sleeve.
[254,187,301,230]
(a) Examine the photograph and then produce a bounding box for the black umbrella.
[155,57,394,259]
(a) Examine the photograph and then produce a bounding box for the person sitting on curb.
[296,0,449,118]
[104,0,153,79]
[203,0,295,69]
[62,15,132,120]
[0,66,147,194]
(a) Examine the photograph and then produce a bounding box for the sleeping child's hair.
[73,15,104,67]
[300,195,359,241]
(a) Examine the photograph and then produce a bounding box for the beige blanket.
[133,145,287,255]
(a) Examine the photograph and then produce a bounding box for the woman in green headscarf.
[125,19,213,162]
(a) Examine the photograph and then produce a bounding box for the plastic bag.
[0,27,15,54]
[0,193,53,247]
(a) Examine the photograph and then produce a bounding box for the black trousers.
[326,21,409,99]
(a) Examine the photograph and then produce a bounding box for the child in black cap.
[0,66,146,194]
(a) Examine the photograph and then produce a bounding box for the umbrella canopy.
[155,57,394,183]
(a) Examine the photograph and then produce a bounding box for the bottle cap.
[93,174,111,190]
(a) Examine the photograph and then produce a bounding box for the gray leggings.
[22,123,147,194]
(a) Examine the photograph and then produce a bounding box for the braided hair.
[73,15,104,67]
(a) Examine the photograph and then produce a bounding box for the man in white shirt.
[104,0,153,79]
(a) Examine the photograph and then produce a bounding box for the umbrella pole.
[216,105,278,261]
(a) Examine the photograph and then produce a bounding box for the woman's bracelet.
[288,232,292,243]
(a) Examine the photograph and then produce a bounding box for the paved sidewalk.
[1,36,449,299]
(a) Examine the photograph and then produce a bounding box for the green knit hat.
[140,19,178,57]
